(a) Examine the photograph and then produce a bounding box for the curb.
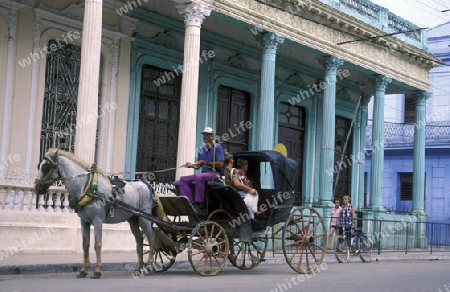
[0,253,448,275]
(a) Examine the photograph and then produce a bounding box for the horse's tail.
[140,181,169,222]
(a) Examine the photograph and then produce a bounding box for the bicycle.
[334,226,372,263]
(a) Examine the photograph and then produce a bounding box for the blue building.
[365,22,450,225]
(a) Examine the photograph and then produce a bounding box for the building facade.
[0,0,440,253]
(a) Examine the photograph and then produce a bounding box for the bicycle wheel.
[334,235,349,263]
[358,235,372,263]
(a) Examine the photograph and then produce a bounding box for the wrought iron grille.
[40,39,102,162]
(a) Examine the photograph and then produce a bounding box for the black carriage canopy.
[232,150,298,194]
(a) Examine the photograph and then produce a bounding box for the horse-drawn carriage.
[34,149,327,278]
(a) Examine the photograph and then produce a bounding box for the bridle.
[35,151,90,191]
[35,153,62,188]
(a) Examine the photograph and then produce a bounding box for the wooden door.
[136,64,181,182]
[216,85,250,153]
[334,116,353,200]
[278,102,305,204]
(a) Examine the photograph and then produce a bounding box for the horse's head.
[34,148,61,195]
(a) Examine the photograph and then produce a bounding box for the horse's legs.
[91,217,103,279]
[127,216,144,271]
[140,218,155,272]
[77,220,91,278]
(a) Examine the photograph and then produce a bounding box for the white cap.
[201,127,213,134]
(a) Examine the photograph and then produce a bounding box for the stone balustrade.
[0,176,177,255]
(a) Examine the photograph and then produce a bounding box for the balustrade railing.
[0,169,176,213]
[365,122,450,148]
[317,0,425,48]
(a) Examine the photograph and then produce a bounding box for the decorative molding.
[286,72,306,88]
[211,0,437,90]
[151,30,182,51]
[336,88,352,102]
[61,3,85,22]
[20,0,36,7]
[224,53,249,71]
[120,15,138,37]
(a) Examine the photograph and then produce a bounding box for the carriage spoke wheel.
[153,249,176,272]
[143,230,176,272]
[229,236,268,270]
[282,207,327,274]
[188,221,229,276]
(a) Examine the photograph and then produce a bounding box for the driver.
[179,127,224,209]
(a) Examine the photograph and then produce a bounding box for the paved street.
[0,260,448,292]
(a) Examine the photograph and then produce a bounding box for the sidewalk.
[1,250,449,275]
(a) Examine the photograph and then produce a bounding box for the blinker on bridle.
[35,152,60,186]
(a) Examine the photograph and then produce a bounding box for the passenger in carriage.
[179,127,224,208]
[224,156,259,220]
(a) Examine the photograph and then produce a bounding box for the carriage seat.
[157,195,200,220]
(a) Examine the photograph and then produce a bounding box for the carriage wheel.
[228,236,268,270]
[188,221,229,276]
[153,249,176,272]
[143,230,176,272]
[282,206,327,274]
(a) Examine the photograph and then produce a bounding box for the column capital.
[259,32,285,51]
[372,75,392,92]
[361,95,372,107]
[319,56,343,73]
[177,1,213,27]
[110,41,119,69]
[7,14,17,40]
[32,17,42,49]
[414,91,431,105]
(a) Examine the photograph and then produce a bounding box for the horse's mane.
[48,148,104,173]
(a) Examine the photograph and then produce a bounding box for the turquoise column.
[358,96,371,210]
[257,32,284,151]
[369,75,391,212]
[412,91,431,216]
[318,56,343,207]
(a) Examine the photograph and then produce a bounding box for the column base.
[410,210,427,218]
[369,205,386,213]
[316,200,334,209]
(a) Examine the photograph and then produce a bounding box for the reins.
[37,151,186,185]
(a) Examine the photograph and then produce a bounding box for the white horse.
[33,148,155,279]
